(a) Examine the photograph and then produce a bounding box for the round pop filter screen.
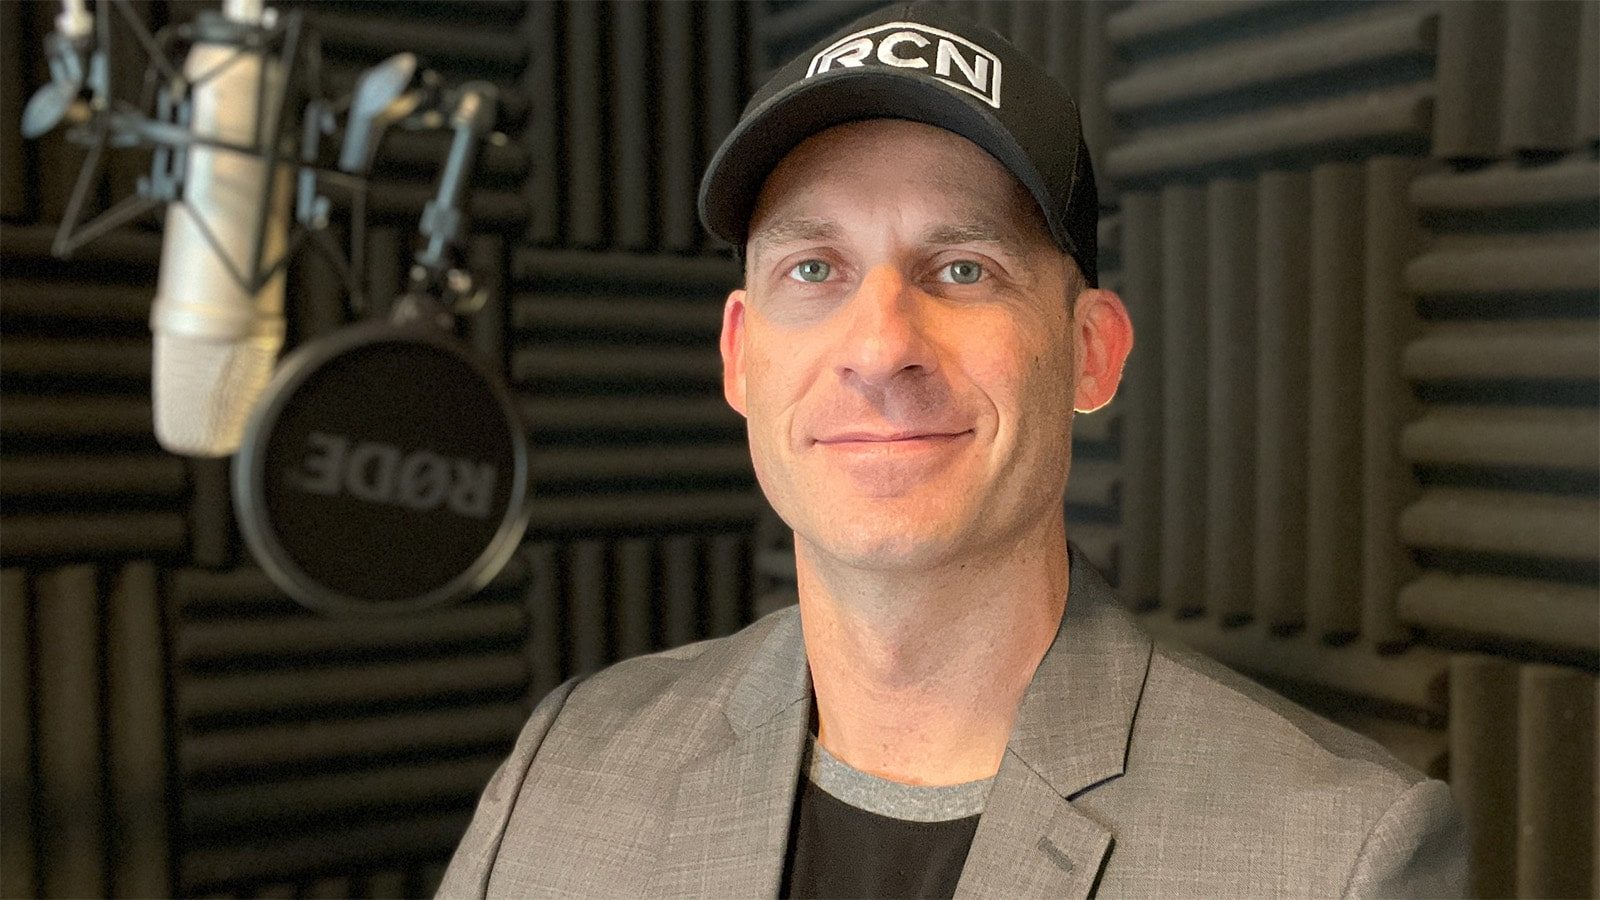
[235,323,529,614]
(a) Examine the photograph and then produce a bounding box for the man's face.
[720,119,1106,572]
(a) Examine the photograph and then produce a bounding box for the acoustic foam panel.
[2,3,765,895]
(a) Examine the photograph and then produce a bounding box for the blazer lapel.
[649,609,812,899]
[952,750,1114,898]
[955,542,1155,899]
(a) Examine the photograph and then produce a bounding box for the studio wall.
[3,1,760,896]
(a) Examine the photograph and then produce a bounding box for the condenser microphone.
[150,0,292,457]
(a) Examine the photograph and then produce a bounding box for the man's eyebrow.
[921,219,1030,259]
[748,214,1036,261]
[922,222,1006,245]
[749,216,841,257]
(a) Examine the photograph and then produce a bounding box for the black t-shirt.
[780,774,981,899]
[778,722,992,900]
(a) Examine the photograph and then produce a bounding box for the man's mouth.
[814,429,974,447]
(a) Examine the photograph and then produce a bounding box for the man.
[440,3,1467,897]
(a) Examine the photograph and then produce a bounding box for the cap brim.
[698,68,1058,254]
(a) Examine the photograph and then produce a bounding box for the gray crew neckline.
[804,732,995,823]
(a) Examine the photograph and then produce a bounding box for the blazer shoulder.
[1096,634,1467,896]
[1141,636,1430,789]
[549,604,800,740]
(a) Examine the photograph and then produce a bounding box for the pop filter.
[233,316,530,615]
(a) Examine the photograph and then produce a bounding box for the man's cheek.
[746,340,797,389]
[1016,342,1074,399]
[745,363,787,430]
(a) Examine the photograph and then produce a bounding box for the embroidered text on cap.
[805,22,1003,109]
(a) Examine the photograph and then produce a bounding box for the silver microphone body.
[150,24,290,457]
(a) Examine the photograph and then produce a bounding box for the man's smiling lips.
[812,429,975,451]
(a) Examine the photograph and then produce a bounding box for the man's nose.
[834,264,938,386]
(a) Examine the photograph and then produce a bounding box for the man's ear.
[720,288,749,417]
[1072,287,1134,413]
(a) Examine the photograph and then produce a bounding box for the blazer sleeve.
[436,675,585,899]
[1340,777,1469,898]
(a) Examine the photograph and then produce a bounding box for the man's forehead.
[746,120,1047,254]
[762,120,1009,196]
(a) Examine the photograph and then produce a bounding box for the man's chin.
[799,523,966,573]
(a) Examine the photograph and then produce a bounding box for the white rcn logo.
[805,22,1003,109]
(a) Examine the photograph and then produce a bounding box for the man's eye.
[940,260,984,284]
[789,260,832,283]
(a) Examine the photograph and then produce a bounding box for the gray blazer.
[440,543,1467,898]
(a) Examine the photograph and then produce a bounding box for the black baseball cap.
[698,1,1098,287]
